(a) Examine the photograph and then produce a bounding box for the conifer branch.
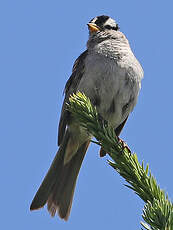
[67,92,173,230]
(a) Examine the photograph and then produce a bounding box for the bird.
[30,15,144,220]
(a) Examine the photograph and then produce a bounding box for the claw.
[118,137,131,153]
[100,147,106,157]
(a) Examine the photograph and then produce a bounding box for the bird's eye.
[104,24,119,31]
[105,25,112,30]
[112,26,117,30]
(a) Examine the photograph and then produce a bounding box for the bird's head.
[87,15,119,35]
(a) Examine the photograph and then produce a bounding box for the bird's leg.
[98,115,131,155]
[98,114,108,128]
[98,114,109,157]
[118,137,131,153]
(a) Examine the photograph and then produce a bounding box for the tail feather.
[30,131,90,220]
[56,140,90,219]
[30,132,70,210]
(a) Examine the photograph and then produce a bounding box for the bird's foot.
[118,137,131,153]
[100,137,131,157]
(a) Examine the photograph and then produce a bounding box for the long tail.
[30,131,90,220]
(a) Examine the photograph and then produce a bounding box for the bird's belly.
[77,55,139,129]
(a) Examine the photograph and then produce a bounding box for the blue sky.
[1,0,173,229]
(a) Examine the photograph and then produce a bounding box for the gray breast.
[77,37,143,129]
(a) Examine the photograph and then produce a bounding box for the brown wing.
[58,50,88,146]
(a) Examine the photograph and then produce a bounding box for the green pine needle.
[67,91,173,230]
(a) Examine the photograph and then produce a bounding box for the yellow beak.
[87,23,100,33]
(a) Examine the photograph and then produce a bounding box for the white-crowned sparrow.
[30,15,144,220]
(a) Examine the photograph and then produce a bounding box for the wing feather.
[58,50,88,145]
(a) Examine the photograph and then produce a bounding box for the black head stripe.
[95,15,109,27]
[89,15,119,31]
[115,24,120,30]
[105,24,119,31]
